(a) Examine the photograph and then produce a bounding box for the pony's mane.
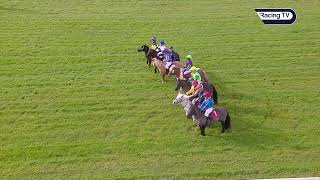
[191,104,205,118]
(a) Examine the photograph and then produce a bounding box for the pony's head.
[137,44,149,53]
[173,93,185,105]
[175,78,191,91]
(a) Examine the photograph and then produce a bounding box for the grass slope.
[1,0,320,179]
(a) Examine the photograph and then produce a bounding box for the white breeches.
[165,62,173,69]
[204,107,214,117]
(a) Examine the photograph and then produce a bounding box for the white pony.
[173,93,196,122]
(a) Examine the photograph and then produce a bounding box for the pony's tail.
[210,84,218,104]
[225,112,231,130]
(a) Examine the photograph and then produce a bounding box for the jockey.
[163,48,173,71]
[186,80,204,106]
[190,66,202,81]
[169,46,180,62]
[182,55,195,79]
[184,55,193,70]
[150,37,158,51]
[200,91,215,119]
[157,40,167,54]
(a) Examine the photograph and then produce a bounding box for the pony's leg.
[175,83,179,91]
[192,116,199,127]
[220,121,225,133]
[151,61,157,73]
[225,113,231,129]
[161,74,165,84]
[200,125,206,136]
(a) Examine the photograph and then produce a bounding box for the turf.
[1,0,320,179]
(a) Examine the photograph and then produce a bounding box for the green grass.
[1,0,320,179]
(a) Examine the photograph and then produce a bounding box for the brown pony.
[146,48,163,73]
[173,61,185,68]
[147,48,185,83]
[152,58,167,84]
[169,66,183,79]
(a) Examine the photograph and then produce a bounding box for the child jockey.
[157,40,166,52]
[150,37,158,51]
[200,91,215,119]
[182,55,202,81]
[181,69,191,80]
[186,80,204,106]
[184,55,193,71]
[169,46,180,62]
[163,48,173,73]
[190,66,202,81]
[181,55,193,80]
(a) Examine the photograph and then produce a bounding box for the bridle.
[173,94,183,103]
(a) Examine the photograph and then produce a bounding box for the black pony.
[137,44,151,66]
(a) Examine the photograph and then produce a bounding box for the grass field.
[1,0,320,179]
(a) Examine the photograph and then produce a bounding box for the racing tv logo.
[255,8,296,24]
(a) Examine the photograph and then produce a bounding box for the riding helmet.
[204,91,211,98]
[186,55,193,60]
[192,80,199,86]
[159,40,165,45]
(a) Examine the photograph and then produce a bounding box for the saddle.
[209,109,219,122]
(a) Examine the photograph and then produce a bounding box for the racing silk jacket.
[192,71,202,81]
[186,83,203,96]
[163,52,173,62]
[200,98,214,112]
[158,45,167,52]
[190,66,201,81]
[150,44,158,50]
